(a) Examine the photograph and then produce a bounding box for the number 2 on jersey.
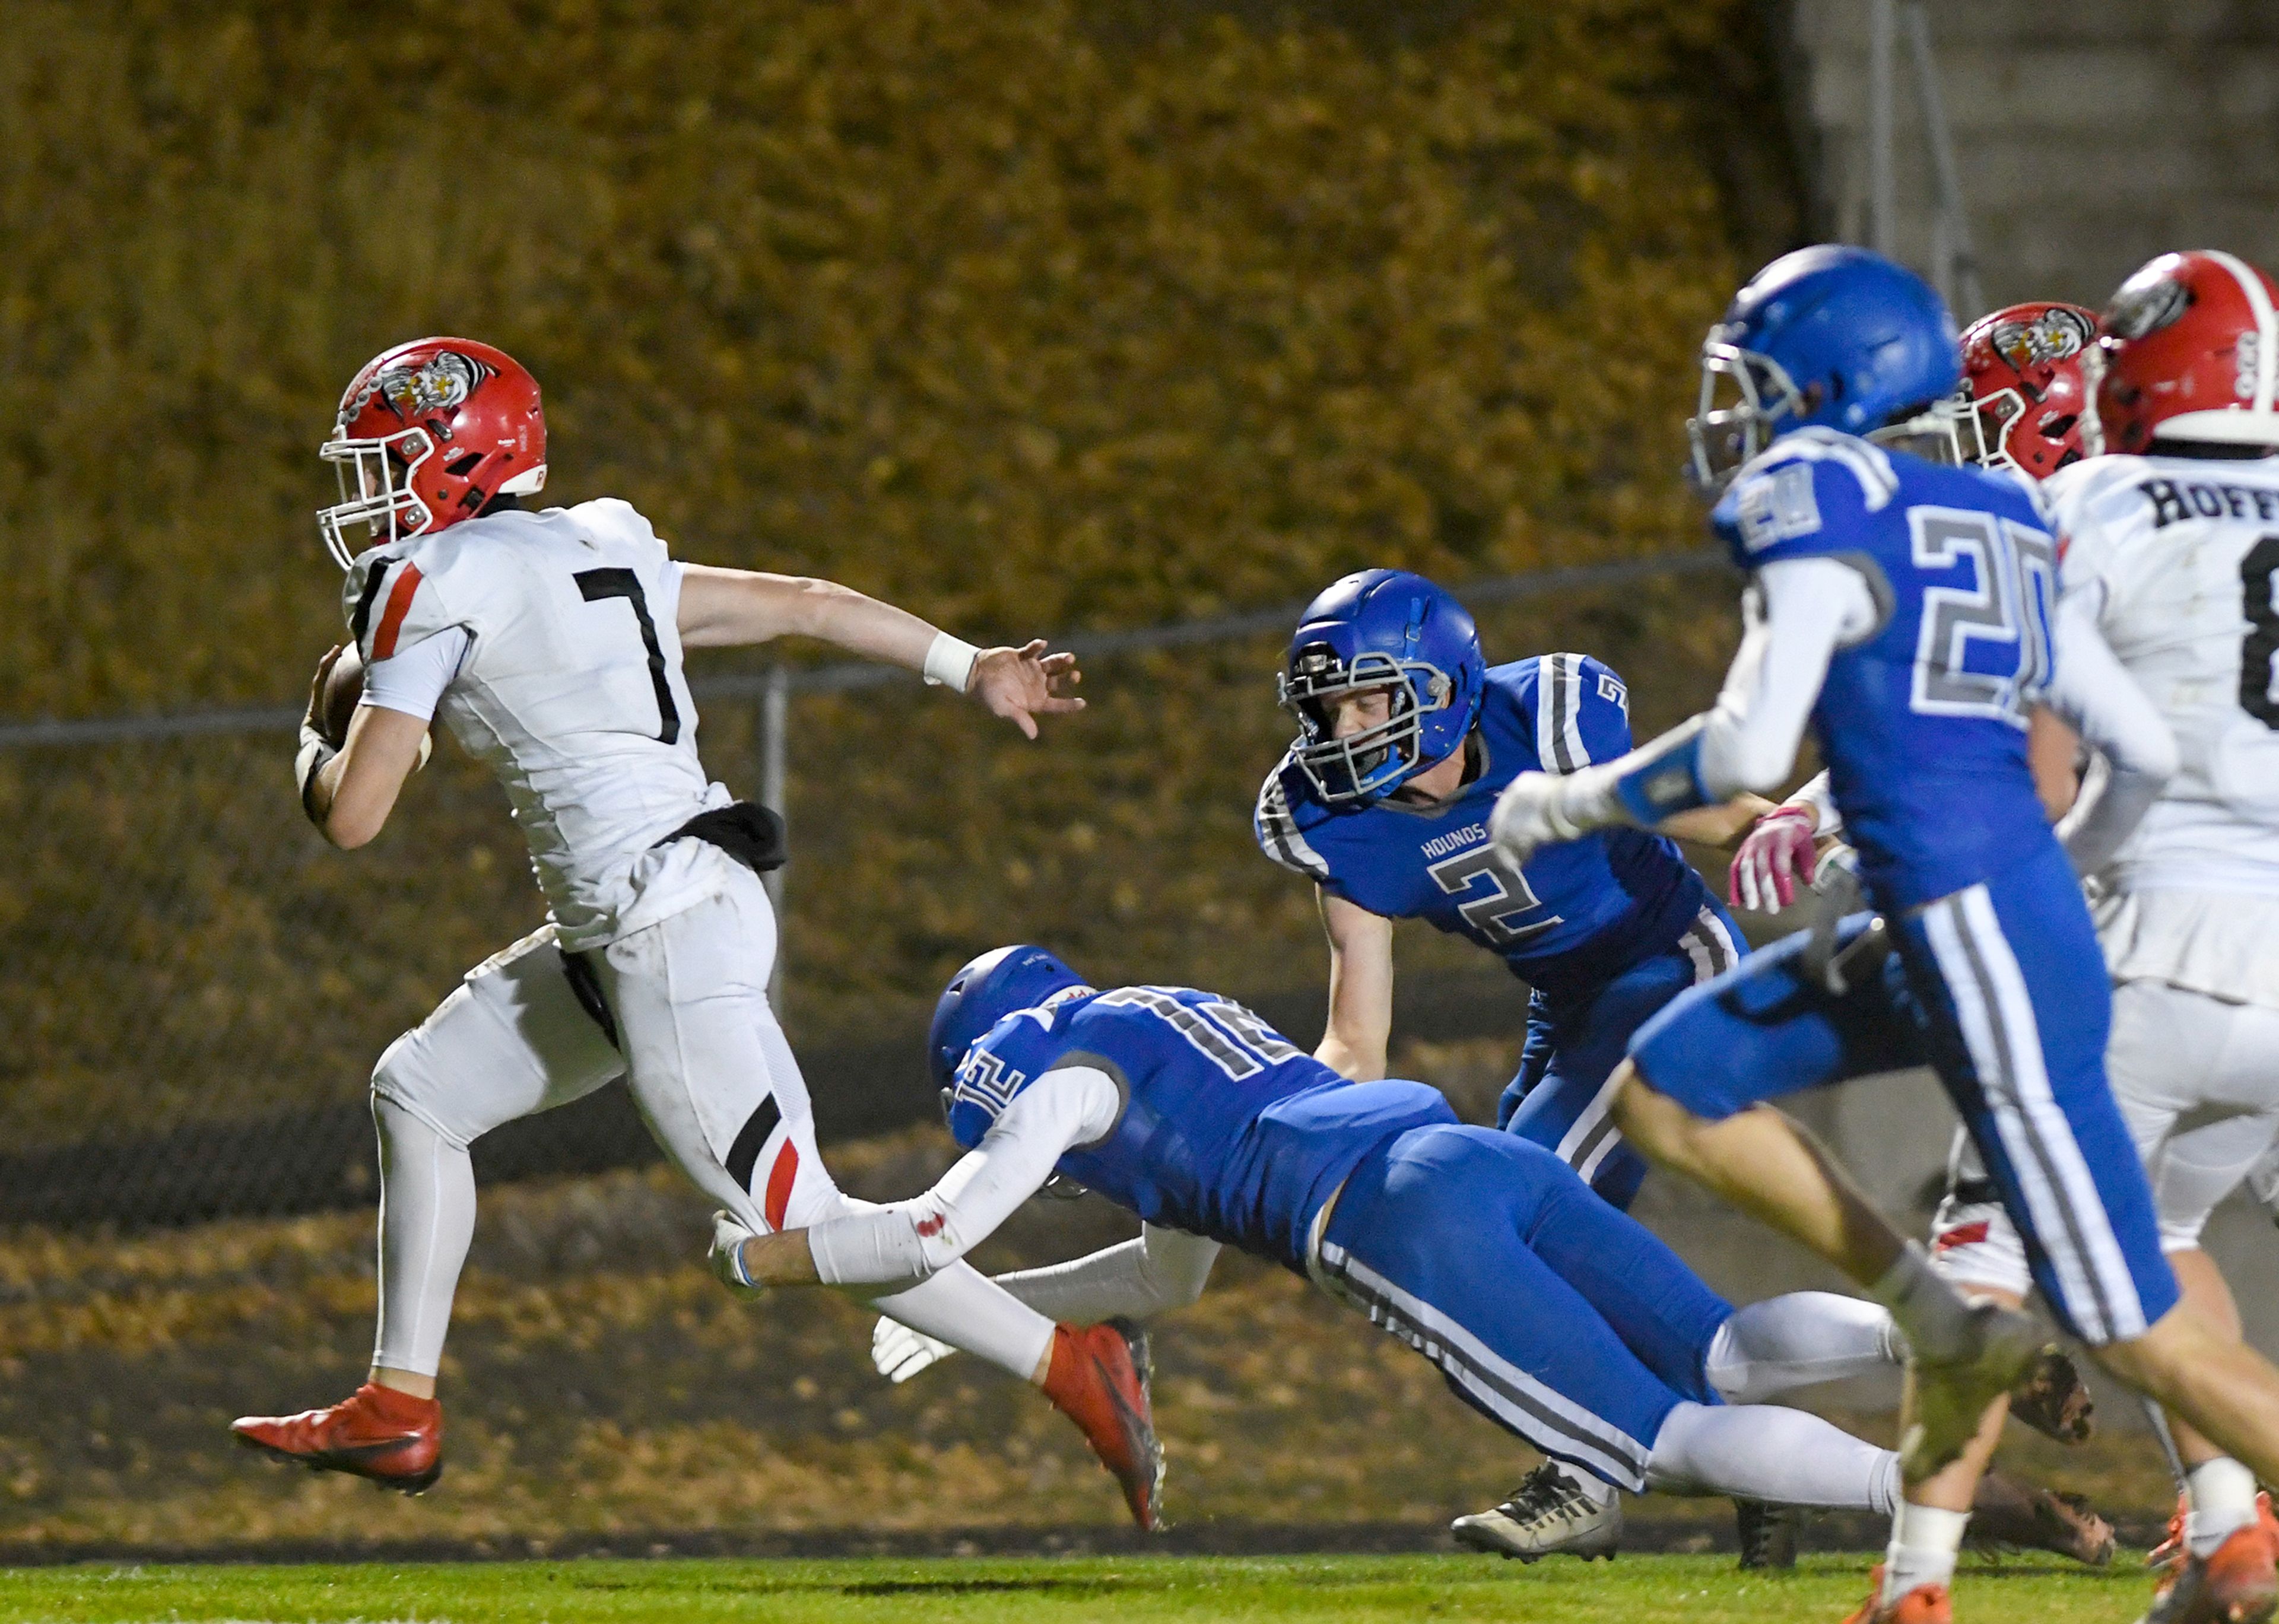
[1908,507,2055,727]
[574,568,681,745]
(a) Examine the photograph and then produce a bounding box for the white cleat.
[1900,1301,2046,1482]
[1452,1462,1622,1562]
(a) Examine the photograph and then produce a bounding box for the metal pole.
[1905,0,1986,317]
[1868,0,1897,257]
[759,665,790,1008]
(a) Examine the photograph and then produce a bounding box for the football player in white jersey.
[1731,256,2279,1624]
[230,338,1166,1530]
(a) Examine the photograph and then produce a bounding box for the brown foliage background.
[1,1,1796,1123]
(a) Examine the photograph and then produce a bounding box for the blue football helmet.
[927,943,1094,1096]
[1688,245,1964,489]
[1278,569,1485,805]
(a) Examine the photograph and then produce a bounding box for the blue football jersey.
[1255,657,1715,1000]
[1712,428,2059,911]
[945,984,1457,1269]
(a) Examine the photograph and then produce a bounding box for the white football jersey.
[2043,453,2279,1007]
[342,498,732,951]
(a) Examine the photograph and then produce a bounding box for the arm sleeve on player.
[1785,769,1843,837]
[983,1225,1223,1324]
[1532,653,1633,773]
[1697,558,1875,799]
[358,624,472,723]
[2046,592,2176,875]
[806,1067,1122,1288]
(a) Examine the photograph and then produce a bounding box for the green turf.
[0,1553,2153,1623]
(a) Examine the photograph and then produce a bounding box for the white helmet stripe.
[2206,249,2278,415]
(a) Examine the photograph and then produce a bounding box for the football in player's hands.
[318,643,366,748]
[311,641,434,769]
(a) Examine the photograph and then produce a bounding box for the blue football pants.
[1628,842,2177,1346]
[1315,1122,1734,1491]
[1502,902,1746,1210]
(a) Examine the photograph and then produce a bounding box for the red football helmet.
[318,336,547,568]
[1956,302,2100,479]
[2096,250,2279,455]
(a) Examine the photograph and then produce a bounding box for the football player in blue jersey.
[1485,244,2279,1623]
[1255,570,1769,1212]
[710,945,2115,1569]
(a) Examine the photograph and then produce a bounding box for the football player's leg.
[1926,1127,2033,1305]
[1316,1124,1900,1514]
[2109,980,2279,1572]
[369,925,626,1383]
[233,925,623,1488]
[1615,916,1929,1286]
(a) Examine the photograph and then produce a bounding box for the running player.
[1739,274,2279,1622]
[1256,570,1760,1211]
[227,337,1162,1528]
[710,945,2113,1567]
[1485,245,2279,1623]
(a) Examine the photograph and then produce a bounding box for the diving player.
[227,336,1163,1529]
[1255,568,1763,1210]
[1486,244,2279,1623]
[712,945,2112,1565]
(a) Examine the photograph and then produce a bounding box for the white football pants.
[1931,978,2279,1298]
[368,851,1055,1381]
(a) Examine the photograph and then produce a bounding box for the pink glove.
[1728,805,1817,913]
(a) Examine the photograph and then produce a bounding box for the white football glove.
[1489,767,1614,866]
[709,1210,769,1301]
[872,1315,959,1384]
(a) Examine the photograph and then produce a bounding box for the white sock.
[1867,1242,1980,1364]
[370,1095,477,1379]
[2187,1457,2260,1559]
[1645,1400,1900,1513]
[1883,1501,1969,1601]
[1563,1467,1619,1509]
[1707,1292,1905,1403]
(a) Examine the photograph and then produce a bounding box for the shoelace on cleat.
[1497,1463,1595,1525]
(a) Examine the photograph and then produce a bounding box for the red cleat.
[1041,1318,1164,1531]
[2142,1521,2279,1624]
[231,1383,443,1494]
[1842,1565,1953,1624]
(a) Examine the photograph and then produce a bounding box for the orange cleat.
[1842,1565,1953,1624]
[230,1383,443,1494]
[1041,1318,1164,1531]
[2140,1521,2279,1624]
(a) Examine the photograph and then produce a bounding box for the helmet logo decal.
[1988,306,2091,370]
[2105,274,2191,342]
[340,349,495,430]
[2237,330,2262,400]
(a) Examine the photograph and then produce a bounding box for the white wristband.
[922,632,981,693]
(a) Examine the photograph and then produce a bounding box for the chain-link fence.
[0,553,1741,1229]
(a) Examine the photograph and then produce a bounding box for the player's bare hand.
[1729,805,1817,912]
[971,639,1085,740]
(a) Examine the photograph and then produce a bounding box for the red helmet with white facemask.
[318,337,547,568]
[1956,302,2100,479]
[2096,251,2279,455]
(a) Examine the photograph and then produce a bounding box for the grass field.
[0,1553,2157,1623]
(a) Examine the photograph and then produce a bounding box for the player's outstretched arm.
[675,565,1083,738]
[1490,560,1868,865]
[714,1067,1118,1294]
[296,645,430,850]
[1315,889,1393,1080]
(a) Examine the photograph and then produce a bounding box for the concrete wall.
[1784,0,2279,311]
